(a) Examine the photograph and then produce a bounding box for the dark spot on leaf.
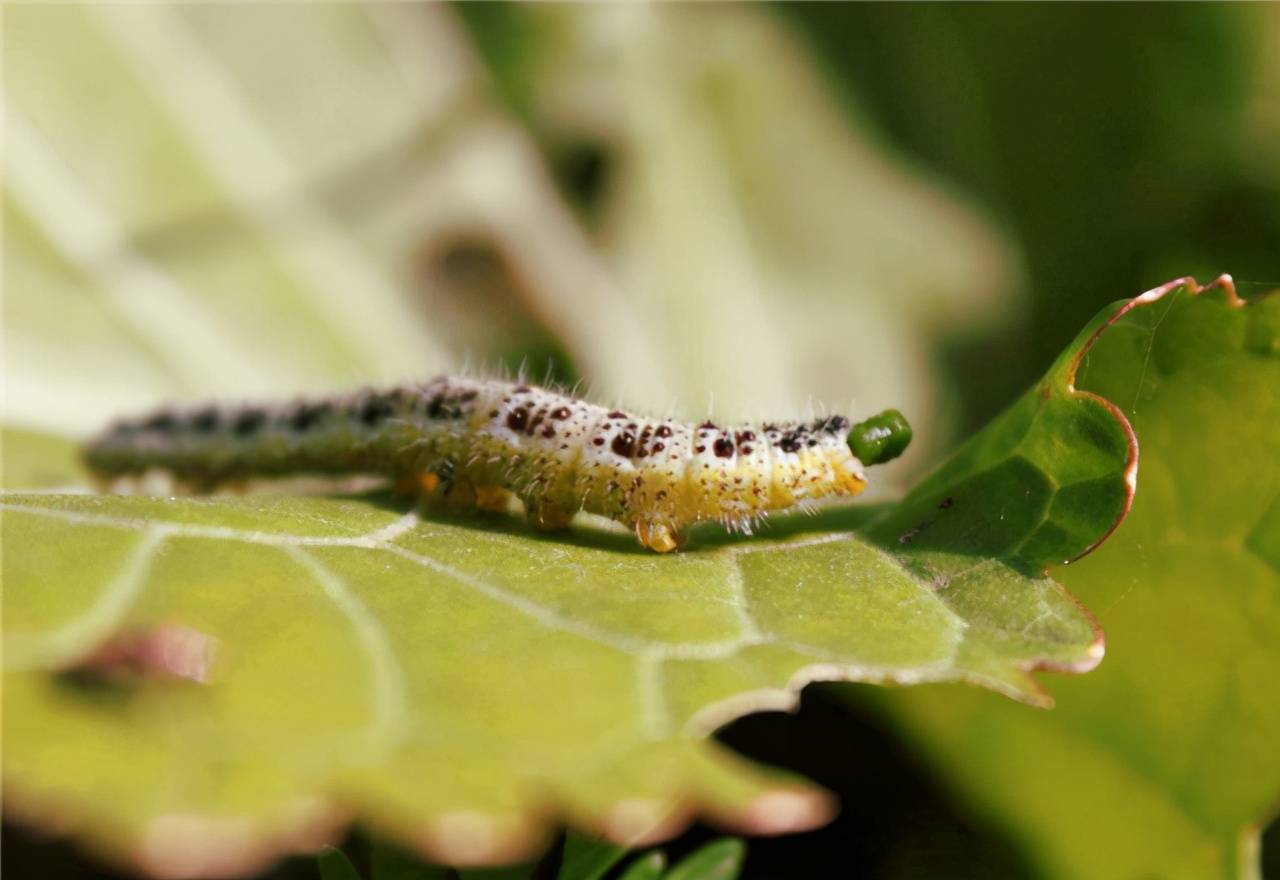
[64,623,217,685]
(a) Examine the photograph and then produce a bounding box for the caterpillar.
[83,377,911,552]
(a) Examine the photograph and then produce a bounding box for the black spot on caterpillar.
[288,402,330,432]
[232,409,266,436]
[82,377,910,552]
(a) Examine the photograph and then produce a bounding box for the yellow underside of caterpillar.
[394,429,867,553]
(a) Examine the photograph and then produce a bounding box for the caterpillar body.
[83,377,911,552]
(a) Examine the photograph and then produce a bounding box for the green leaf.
[663,838,745,880]
[556,832,627,880]
[1,4,1147,878]
[1,282,1135,876]
[317,847,364,880]
[616,852,666,880]
[1,426,85,490]
[865,277,1280,880]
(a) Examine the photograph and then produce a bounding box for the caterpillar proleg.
[83,377,911,552]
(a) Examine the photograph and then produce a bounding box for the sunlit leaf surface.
[865,277,1280,880]
[0,298,1136,875]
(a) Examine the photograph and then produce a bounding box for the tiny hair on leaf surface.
[0,274,1148,877]
[861,275,1280,880]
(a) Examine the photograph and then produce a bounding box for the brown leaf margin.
[1062,273,1242,563]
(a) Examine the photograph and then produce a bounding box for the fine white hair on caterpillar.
[83,376,911,552]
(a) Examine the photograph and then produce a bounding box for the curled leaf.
[867,276,1280,880]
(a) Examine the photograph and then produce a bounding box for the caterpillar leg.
[635,519,681,553]
[474,485,515,514]
[395,471,439,498]
[526,500,575,532]
[408,470,484,516]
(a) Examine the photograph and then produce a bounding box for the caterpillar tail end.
[848,409,912,466]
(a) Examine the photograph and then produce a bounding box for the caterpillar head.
[848,409,912,466]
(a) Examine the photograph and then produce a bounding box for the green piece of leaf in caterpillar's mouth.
[848,409,913,465]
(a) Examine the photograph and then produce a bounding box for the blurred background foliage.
[7,3,1278,481]
[3,3,1277,878]
[460,2,1280,435]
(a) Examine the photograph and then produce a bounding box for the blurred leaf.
[1,427,85,490]
[865,277,1280,880]
[782,5,1280,433]
[556,832,626,880]
[663,839,745,880]
[460,4,1022,485]
[318,847,365,880]
[1,4,469,434]
[0,2,714,438]
[616,852,666,880]
[0,277,1142,875]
